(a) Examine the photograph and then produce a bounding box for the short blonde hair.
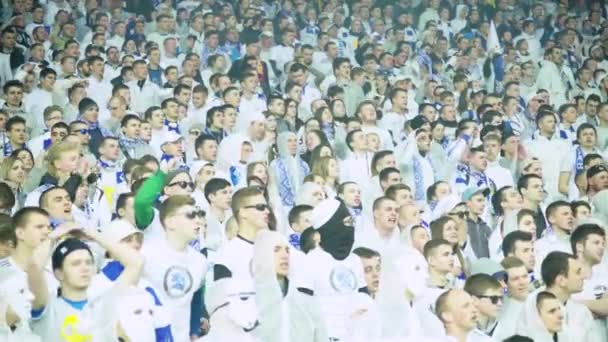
[46,141,80,177]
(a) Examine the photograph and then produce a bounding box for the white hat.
[310,198,341,229]
[161,131,184,145]
[102,219,141,244]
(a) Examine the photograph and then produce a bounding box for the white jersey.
[141,236,207,342]
[297,249,366,340]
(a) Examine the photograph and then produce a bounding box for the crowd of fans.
[1,0,608,341]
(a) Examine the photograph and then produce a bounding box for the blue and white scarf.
[575,146,585,175]
[78,115,112,137]
[163,119,180,133]
[275,158,309,207]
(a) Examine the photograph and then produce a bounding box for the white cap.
[161,130,184,145]
[102,219,141,244]
[311,198,341,229]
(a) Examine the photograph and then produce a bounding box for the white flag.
[487,20,501,54]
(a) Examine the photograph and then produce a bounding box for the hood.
[216,134,251,172]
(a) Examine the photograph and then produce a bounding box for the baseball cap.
[587,164,608,179]
[52,238,93,270]
[462,187,489,201]
[162,131,184,145]
[102,219,141,244]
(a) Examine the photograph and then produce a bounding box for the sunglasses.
[449,211,468,219]
[74,129,89,135]
[477,295,503,305]
[189,130,201,136]
[180,208,205,220]
[243,203,270,211]
[169,181,194,189]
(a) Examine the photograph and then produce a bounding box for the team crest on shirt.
[164,265,193,298]
[594,285,607,299]
[329,265,357,293]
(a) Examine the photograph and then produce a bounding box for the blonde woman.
[0,157,27,212]
[310,156,340,198]
[23,141,90,205]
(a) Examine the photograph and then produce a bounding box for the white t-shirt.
[297,249,366,340]
[141,236,207,342]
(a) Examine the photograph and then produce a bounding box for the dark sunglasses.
[243,203,270,211]
[449,211,468,219]
[181,208,205,220]
[74,129,89,135]
[477,295,503,305]
[169,181,194,189]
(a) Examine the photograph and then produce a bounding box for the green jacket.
[134,170,166,230]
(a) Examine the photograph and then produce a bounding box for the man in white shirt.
[571,224,608,340]
[97,137,126,204]
[128,60,165,115]
[212,187,270,335]
[141,195,207,342]
[352,247,382,299]
[502,231,539,287]
[483,134,514,189]
[86,55,112,109]
[414,239,457,340]
[536,47,570,108]
[203,178,232,252]
[464,273,504,338]
[435,289,495,342]
[354,197,401,257]
[533,251,603,342]
[380,88,411,142]
[340,129,372,189]
[493,257,530,341]
[24,67,57,137]
[238,72,267,114]
[535,201,575,275]
[31,227,143,340]
[525,111,571,202]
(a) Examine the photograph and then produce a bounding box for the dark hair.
[492,186,513,217]
[120,114,141,128]
[203,178,232,203]
[570,223,605,256]
[379,167,400,183]
[6,115,26,132]
[352,246,381,259]
[195,134,216,152]
[502,231,533,257]
[464,273,502,296]
[542,251,577,288]
[517,174,542,194]
[571,200,591,216]
[385,183,411,200]
[423,238,452,259]
[0,182,16,212]
[288,204,313,225]
[545,200,571,220]
[300,227,318,254]
[115,192,134,218]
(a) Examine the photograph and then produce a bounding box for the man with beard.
[299,197,367,341]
